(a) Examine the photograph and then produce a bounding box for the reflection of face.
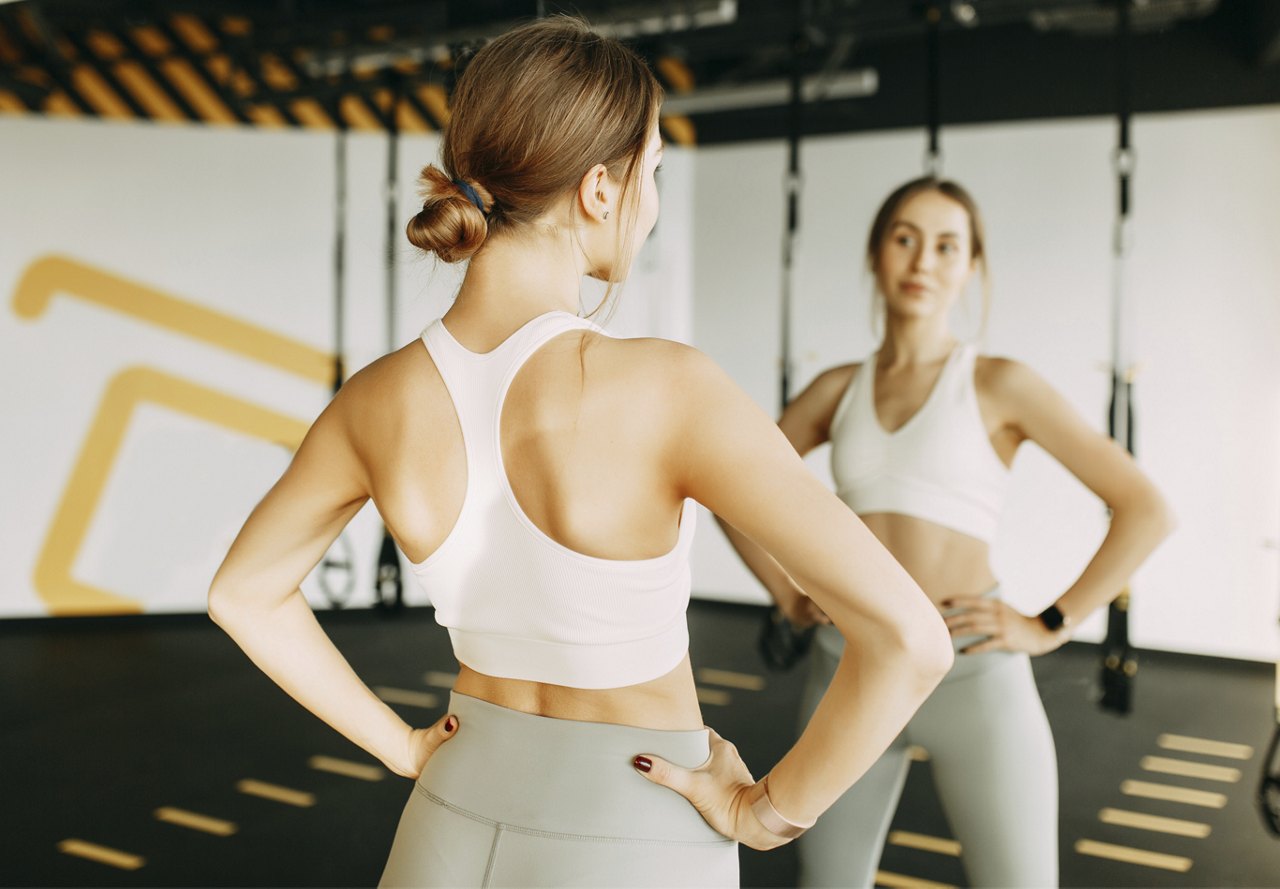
[874,190,975,320]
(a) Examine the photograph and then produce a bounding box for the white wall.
[689,106,1280,663]
[0,114,694,617]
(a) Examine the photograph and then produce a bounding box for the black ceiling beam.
[0,6,95,114]
[688,12,1280,145]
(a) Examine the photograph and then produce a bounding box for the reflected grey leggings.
[798,588,1059,888]
[379,692,738,888]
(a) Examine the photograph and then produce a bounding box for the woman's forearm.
[765,627,946,824]
[1055,485,1175,625]
[209,588,417,776]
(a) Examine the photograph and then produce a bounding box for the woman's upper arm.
[668,349,923,631]
[777,364,857,456]
[209,388,371,610]
[991,358,1165,511]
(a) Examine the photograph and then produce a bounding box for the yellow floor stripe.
[887,830,961,856]
[1157,733,1253,760]
[1098,807,1211,838]
[154,807,237,836]
[236,779,315,807]
[1074,839,1192,872]
[57,839,145,870]
[695,668,765,691]
[375,687,440,709]
[874,869,957,889]
[1140,755,1241,783]
[1120,780,1227,809]
[423,671,458,689]
[308,755,385,782]
[907,745,930,762]
[695,687,731,706]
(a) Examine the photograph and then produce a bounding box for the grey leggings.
[798,588,1059,888]
[379,692,738,888]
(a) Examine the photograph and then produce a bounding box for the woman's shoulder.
[973,352,1057,407]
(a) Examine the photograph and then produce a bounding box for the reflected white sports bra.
[409,311,696,690]
[828,343,1010,543]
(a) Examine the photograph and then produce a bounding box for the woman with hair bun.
[207,19,953,887]
[720,176,1174,887]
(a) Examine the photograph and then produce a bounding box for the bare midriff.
[860,512,998,606]
[453,652,706,731]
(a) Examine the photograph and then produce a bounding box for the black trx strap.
[1260,666,1280,836]
[375,78,405,614]
[1100,0,1136,714]
[317,114,357,610]
[924,2,943,176]
[759,3,816,671]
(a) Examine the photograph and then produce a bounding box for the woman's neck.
[445,227,587,347]
[879,314,957,367]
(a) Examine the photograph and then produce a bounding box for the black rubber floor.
[3,601,1278,887]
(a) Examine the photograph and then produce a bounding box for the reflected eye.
[895,234,916,247]
[939,242,958,255]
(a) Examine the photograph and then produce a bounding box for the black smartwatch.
[1037,604,1070,633]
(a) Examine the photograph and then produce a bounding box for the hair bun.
[406,165,492,263]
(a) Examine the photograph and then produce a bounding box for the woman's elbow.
[898,609,954,685]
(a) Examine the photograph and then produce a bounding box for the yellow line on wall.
[907,745,930,762]
[375,687,440,709]
[308,756,385,782]
[1157,733,1253,760]
[874,870,956,889]
[154,807,237,835]
[695,687,731,707]
[423,671,458,688]
[887,831,961,856]
[30,365,309,615]
[237,779,315,807]
[12,255,333,383]
[57,839,145,870]
[1120,780,1227,809]
[1074,839,1192,872]
[1140,756,1241,783]
[1098,807,1210,838]
[695,668,765,691]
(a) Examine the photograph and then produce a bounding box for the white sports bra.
[409,311,696,690]
[828,343,1010,543]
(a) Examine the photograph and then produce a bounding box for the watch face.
[1039,605,1065,631]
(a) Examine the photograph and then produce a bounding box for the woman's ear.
[577,163,614,224]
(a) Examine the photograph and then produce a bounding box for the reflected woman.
[720,177,1174,887]
[208,21,955,888]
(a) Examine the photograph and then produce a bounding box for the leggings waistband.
[415,692,726,844]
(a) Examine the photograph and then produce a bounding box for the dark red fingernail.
[633,756,652,773]
[444,716,457,733]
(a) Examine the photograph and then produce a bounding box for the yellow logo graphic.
[14,255,328,615]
